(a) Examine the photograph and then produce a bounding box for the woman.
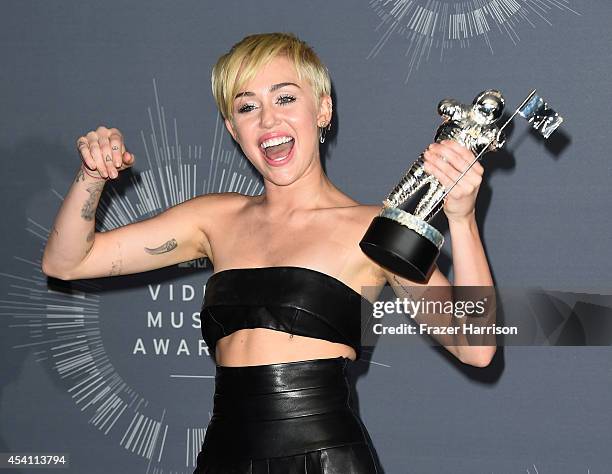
[42,32,495,473]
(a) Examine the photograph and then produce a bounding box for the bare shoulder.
[184,191,254,258]
[188,191,250,214]
[178,191,248,234]
[355,203,384,219]
[332,202,388,286]
[322,201,385,250]
[337,202,383,229]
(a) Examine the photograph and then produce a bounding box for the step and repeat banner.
[1,1,610,473]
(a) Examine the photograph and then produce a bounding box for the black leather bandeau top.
[201,266,372,360]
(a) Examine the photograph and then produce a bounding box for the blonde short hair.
[211,32,331,122]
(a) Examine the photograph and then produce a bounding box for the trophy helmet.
[472,90,505,124]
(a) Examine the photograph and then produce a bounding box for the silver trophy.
[360,89,563,282]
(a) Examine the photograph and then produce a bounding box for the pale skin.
[42,55,496,368]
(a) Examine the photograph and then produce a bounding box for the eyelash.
[237,94,296,114]
[277,94,296,106]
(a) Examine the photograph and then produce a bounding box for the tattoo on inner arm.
[144,238,178,255]
[80,182,104,221]
[84,229,95,256]
[75,168,85,183]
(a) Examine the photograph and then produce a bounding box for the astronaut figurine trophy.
[360,89,563,282]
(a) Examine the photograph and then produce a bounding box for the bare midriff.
[214,328,356,367]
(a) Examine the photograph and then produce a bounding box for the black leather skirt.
[194,356,379,473]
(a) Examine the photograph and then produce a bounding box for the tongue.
[264,140,293,160]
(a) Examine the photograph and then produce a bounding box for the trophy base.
[359,215,441,283]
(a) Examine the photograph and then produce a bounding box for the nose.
[259,103,278,129]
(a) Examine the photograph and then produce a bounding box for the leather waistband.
[201,356,368,460]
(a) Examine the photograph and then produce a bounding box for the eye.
[237,103,257,114]
[277,94,296,105]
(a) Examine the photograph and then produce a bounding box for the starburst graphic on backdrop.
[367,0,580,81]
[2,78,264,473]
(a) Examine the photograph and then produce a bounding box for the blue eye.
[277,95,296,105]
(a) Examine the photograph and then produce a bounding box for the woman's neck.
[256,160,350,218]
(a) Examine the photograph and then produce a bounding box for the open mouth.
[260,136,295,162]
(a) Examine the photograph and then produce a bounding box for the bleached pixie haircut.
[211,32,332,122]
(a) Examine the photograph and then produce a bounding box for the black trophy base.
[359,216,439,283]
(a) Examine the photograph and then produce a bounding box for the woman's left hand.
[422,139,483,223]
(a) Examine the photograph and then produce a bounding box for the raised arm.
[381,140,496,367]
[42,126,217,280]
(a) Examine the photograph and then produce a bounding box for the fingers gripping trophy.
[360,89,563,282]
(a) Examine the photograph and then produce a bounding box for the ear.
[224,118,238,142]
[316,95,333,126]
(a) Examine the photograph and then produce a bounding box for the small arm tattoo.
[84,229,95,256]
[392,275,417,300]
[109,242,122,276]
[109,259,122,276]
[144,238,178,255]
[80,182,104,221]
[75,168,85,183]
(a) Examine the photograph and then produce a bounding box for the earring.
[319,121,332,144]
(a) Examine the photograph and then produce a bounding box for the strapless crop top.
[201,266,372,360]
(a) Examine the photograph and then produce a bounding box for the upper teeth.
[261,136,293,149]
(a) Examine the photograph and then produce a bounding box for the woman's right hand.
[75,126,135,179]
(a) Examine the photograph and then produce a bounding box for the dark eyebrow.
[234,82,300,99]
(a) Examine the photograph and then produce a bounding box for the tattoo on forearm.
[109,242,122,276]
[75,168,85,183]
[392,275,416,300]
[80,182,104,221]
[109,259,122,276]
[144,238,178,255]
